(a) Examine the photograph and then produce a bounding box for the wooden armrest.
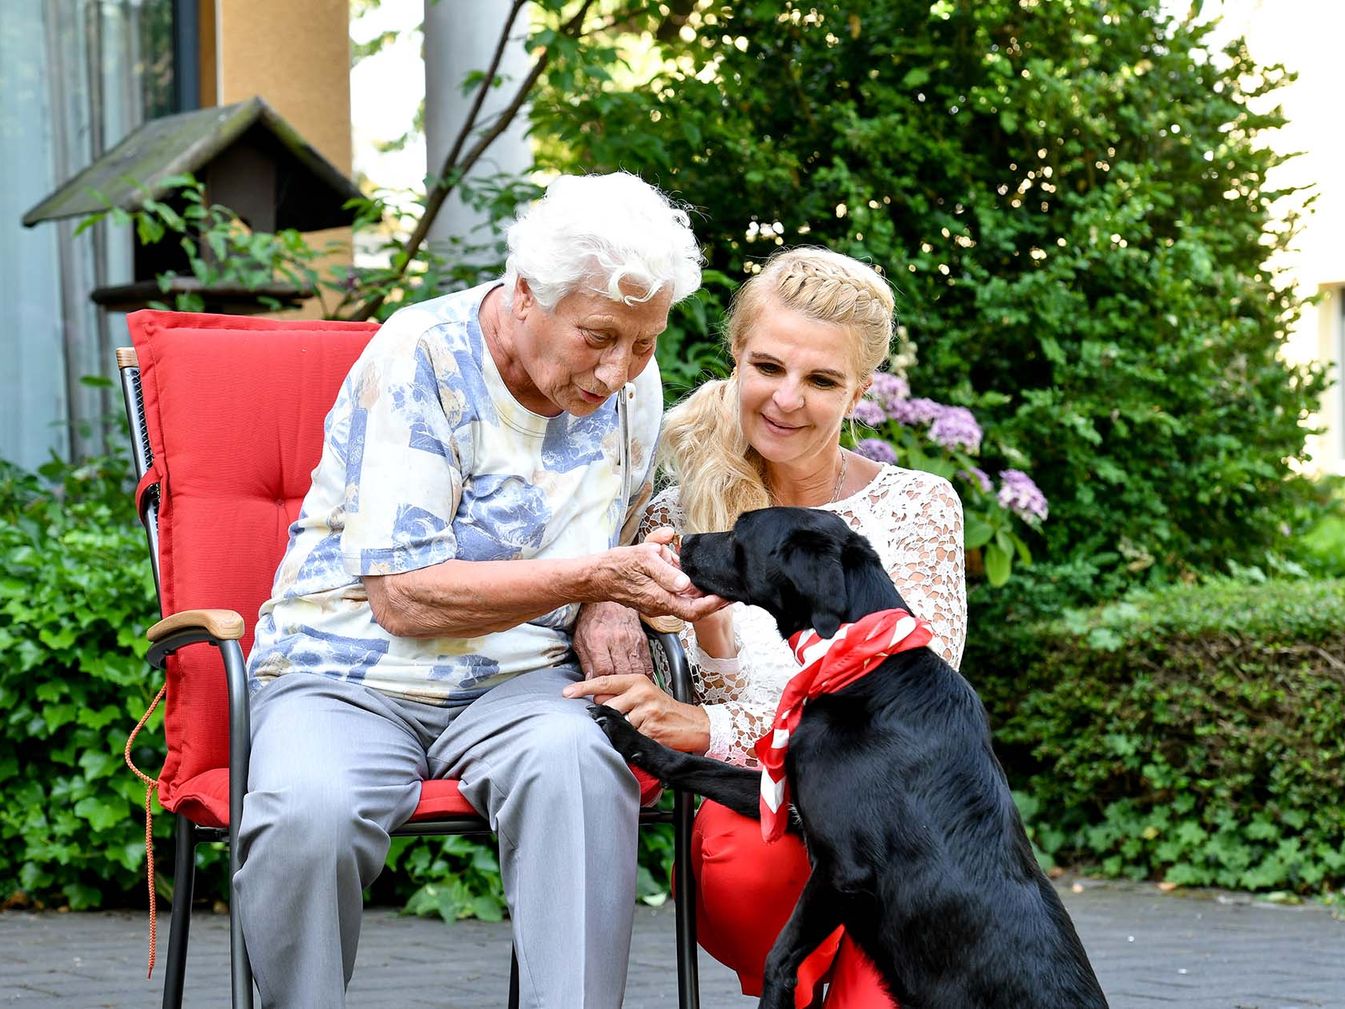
[148,609,245,643]
[115,346,138,369]
[640,614,685,635]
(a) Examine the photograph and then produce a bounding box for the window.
[1,0,191,468]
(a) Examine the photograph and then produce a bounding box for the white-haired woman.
[566,247,968,1007]
[238,172,721,1009]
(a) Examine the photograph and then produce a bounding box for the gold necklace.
[830,450,849,503]
[768,450,849,507]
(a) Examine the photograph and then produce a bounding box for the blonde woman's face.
[735,299,867,472]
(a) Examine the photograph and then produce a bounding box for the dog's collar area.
[787,609,930,669]
[756,609,934,842]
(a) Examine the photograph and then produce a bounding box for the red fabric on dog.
[128,309,664,826]
[692,800,897,1008]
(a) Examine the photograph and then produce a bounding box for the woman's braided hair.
[659,247,895,534]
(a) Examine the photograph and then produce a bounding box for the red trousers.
[691,801,899,1008]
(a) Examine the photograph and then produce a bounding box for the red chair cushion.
[128,310,381,819]
[127,309,666,827]
[181,770,663,830]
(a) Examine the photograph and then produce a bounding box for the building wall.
[212,0,354,319]
[214,0,352,173]
[1202,1,1345,474]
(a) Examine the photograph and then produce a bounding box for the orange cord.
[124,682,167,979]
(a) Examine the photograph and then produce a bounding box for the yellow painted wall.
[214,0,352,173]
[211,0,353,318]
[1200,1,1345,474]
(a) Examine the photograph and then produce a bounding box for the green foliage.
[1288,477,1345,579]
[974,576,1345,893]
[0,448,168,909]
[77,176,328,313]
[531,0,1327,609]
[390,835,508,922]
[654,268,736,406]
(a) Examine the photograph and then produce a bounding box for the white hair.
[500,172,703,310]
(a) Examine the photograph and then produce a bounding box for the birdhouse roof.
[22,97,362,231]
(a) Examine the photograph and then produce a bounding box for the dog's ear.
[782,529,847,639]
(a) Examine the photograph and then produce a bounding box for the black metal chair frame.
[117,347,701,1009]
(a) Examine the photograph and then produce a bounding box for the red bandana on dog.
[754,608,933,842]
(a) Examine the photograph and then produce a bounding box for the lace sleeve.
[637,485,681,544]
[875,470,967,669]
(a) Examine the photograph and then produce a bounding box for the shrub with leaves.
[0,444,168,909]
[977,576,1345,893]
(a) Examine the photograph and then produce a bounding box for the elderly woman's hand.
[573,601,652,680]
[593,529,727,623]
[563,674,711,754]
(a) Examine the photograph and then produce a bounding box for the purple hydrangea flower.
[855,438,898,464]
[928,405,983,453]
[997,469,1049,524]
[868,371,909,401]
[851,399,887,428]
[887,397,943,426]
[866,372,910,413]
[959,467,993,493]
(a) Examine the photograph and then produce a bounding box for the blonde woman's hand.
[563,674,711,754]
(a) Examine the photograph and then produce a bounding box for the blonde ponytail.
[661,247,896,532]
[658,378,773,534]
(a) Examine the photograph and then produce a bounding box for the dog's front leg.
[758,870,846,1009]
[589,704,765,820]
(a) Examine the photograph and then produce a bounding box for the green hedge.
[973,577,1345,894]
[0,453,176,909]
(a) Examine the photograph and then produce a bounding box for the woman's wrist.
[671,702,712,754]
[692,610,736,658]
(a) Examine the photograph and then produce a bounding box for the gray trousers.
[233,666,640,1009]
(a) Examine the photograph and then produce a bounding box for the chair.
[117,309,700,1009]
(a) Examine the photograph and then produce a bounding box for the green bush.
[0,450,168,909]
[973,577,1345,893]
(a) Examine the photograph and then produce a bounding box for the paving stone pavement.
[3,879,1343,1007]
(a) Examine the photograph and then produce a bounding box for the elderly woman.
[236,172,721,1009]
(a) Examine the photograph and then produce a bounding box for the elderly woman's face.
[507,279,671,416]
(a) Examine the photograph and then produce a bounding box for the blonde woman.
[566,247,967,1006]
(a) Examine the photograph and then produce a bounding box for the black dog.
[591,507,1107,1009]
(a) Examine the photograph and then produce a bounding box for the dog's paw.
[587,704,649,763]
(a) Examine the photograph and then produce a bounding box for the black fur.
[591,507,1108,1009]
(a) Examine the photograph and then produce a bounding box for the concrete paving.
[3,878,1343,1007]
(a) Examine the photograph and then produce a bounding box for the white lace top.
[638,465,968,766]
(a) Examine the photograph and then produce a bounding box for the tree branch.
[350,0,598,321]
